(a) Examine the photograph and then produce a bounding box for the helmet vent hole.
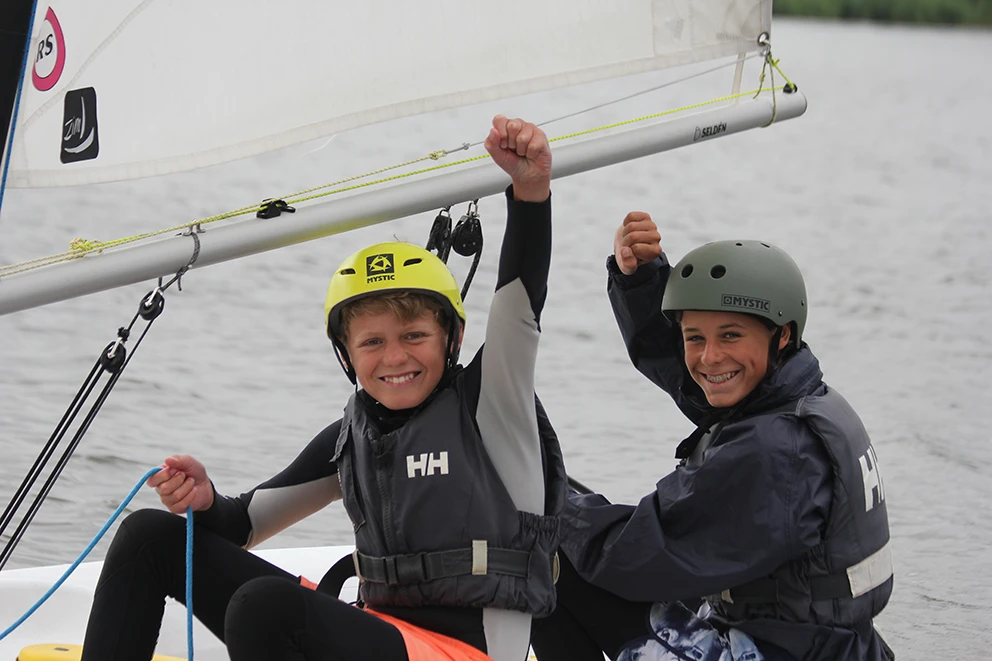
[710,265,726,279]
[680,264,694,278]
[403,258,423,266]
[760,242,770,248]
[735,242,743,247]
[338,268,356,275]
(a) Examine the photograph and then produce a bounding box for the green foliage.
[774,0,992,24]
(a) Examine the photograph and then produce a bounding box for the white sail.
[7,0,771,188]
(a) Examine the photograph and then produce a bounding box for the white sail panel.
[8,0,770,188]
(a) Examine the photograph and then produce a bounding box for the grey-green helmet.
[662,240,807,349]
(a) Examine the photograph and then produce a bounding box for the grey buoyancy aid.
[703,387,892,637]
[331,384,567,616]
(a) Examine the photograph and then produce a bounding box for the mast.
[0,0,36,216]
[0,90,807,316]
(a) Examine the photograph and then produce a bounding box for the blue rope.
[0,467,195,661]
[0,0,40,217]
[186,497,194,660]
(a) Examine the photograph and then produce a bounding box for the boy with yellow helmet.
[80,116,566,661]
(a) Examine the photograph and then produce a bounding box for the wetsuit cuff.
[505,184,551,207]
[606,254,666,289]
[191,482,250,546]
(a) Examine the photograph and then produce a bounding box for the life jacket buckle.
[352,549,363,581]
[471,540,488,576]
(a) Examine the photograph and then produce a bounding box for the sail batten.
[7,0,772,188]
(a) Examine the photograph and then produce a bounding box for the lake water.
[1,18,990,660]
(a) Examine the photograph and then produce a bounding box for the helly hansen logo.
[406,452,449,478]
[721,294,771,312]
[858,446,885,512]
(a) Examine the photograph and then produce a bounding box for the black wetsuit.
[80,188,552,661]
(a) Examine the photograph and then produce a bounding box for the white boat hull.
[0,545,359,661]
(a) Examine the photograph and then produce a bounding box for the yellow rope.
[752,43,795,128]
[0,85,791,278]
[769,57,795,89]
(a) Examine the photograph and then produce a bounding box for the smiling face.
[680,310,791,408]
[344,309,451,411]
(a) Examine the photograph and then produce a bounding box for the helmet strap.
[445,315,462,373]
[766,326,784,377]
[331,335,357,385]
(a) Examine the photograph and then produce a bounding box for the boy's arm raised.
[475,116,552,516]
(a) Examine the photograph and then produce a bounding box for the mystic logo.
[693,122,727,142]
[32,7,67,92]
[366,253,395,283]
[720,294,770,312]
[61,88,99,163]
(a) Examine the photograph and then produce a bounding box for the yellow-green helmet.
[324,241,466,341]
[662,240,807,349]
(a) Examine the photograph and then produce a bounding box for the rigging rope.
[0,53,796,279]
[0,235,198,571]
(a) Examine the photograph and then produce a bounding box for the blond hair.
[339,291,450,342]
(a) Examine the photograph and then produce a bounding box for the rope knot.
[69,238,101,253]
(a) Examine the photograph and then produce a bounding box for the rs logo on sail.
[31,7,66,92]
[694,122,727,141]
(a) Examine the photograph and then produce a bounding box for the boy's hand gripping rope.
[0,468,196,661]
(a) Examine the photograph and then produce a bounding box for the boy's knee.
[226,576,300,631]
[108,508,185,557]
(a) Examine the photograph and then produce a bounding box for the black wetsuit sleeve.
[468,185,552,518]
[606,253,711,425]
[496,186,552,322]
[561,415,832,603]
[194,419,343,548]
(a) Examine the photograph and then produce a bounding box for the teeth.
[704,371,738,384]
[383,373,416,384]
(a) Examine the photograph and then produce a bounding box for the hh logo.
[61,87,99,163]
[406,452,448,478]
[858,446,885,512]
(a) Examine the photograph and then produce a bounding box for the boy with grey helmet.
[533,213,893,661]
[661,239,808,350]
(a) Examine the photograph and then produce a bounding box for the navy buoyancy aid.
[331,383,567,617]
[707,387,892,639]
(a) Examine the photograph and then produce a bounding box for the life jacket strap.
[710,541,893,604]
[353,543,532,586]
